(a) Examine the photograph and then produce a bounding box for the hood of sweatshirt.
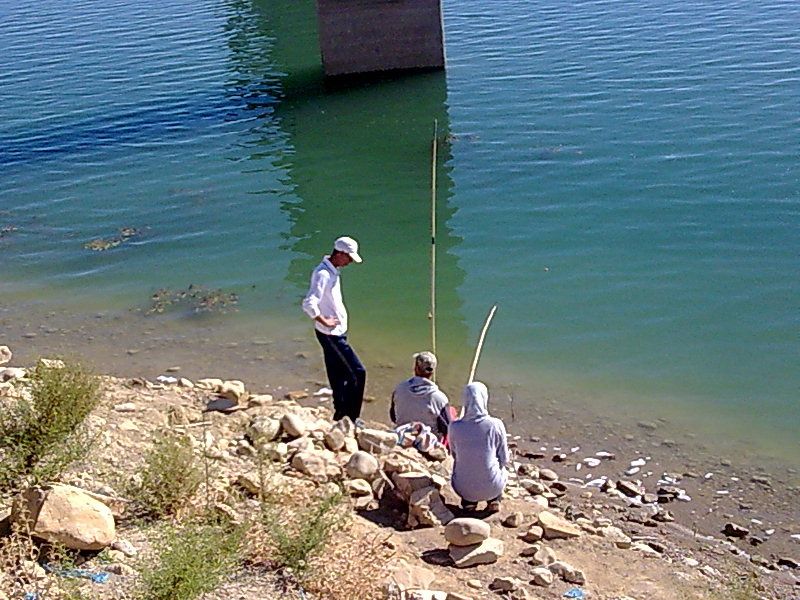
[407,376,439,397]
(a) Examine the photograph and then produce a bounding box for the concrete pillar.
[315,0,445,77]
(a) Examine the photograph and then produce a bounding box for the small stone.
[777,556,799,569]
[539,468,558,481]
[449,538,504,568]
[617,480,644,498]
[285,390,308,401]
[344,479,373,497]
[113,402,136,413]
[723,522,749,538]
[280,413,307,438]
[466,579,482,589]
[536,511,581,540]
[319,427,343,450]
[530,567,554,586]
[489,576,521,592]
[530,545,558,567]
[0,346,12,365]
[357,428,397,454]
[444,518,491,546]
[548,561,585,584]
[519,525,544,543]
[345,451,379,481]
[598,525,632,549]
[502,512,524,528]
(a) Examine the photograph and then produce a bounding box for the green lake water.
[1,0,798,462]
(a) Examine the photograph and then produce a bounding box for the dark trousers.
[314,330,366,422]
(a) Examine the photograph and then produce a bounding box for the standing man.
[302,236,366,422]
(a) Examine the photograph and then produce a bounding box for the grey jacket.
[390,376,451,437]
[449,382,510,502]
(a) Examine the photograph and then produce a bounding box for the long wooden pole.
[468,304,498,384]
[430,119,438,359]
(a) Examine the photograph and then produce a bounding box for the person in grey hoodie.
[390,351,451,439]
[448,381,510,512]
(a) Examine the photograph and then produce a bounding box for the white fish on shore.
[704,472,713,479]
[313,387,333,396]
[630,458,646,467]
[625,467,641,476]
[584,458,601,467]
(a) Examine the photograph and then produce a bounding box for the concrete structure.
[316,0,445,77]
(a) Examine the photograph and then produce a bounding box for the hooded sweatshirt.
[448,382,510,502]
[390,376,451,437]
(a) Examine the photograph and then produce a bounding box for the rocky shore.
[0,346,798,599]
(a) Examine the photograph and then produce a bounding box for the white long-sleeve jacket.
[301,256,348,336]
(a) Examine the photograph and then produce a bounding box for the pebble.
[583,458,601,468]
[113,402,136,413]
[466,580,482,589]
[624,467,640,476]
[630,458,646,467]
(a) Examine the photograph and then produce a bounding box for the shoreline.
[1,346,798,597]
[2,299,798,465]
[0,311,800,564]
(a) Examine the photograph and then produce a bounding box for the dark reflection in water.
[230,0,470,370]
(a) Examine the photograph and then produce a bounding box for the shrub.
[127,431,202,520]
[0,360,100,494]
[137,519,243,600]
[260,488,347,577]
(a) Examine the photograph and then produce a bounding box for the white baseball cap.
[334,236,362,263]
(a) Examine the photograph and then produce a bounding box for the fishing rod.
[468,304,498,384]
[429,118,438,364]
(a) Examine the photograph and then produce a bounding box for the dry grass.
[303,524,395,600]
[243,465,394,600]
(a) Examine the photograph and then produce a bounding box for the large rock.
[444,518,491,547]
[449,538,504,568]
[393,472,437,500]
[536,511,581,540]
[13,484,115,551]
[357,428,397,454]
[345,451,379,481]
[408,487,454,528]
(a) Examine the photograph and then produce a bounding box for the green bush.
[0,361,100,493]
[128,431,202,520]
[263,490,346,577]
[137,520,243,600]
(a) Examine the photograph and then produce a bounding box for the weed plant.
[260,488,347,577]
[127,431,202,520]
[0,361,100,494]
[136,519,243,600]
